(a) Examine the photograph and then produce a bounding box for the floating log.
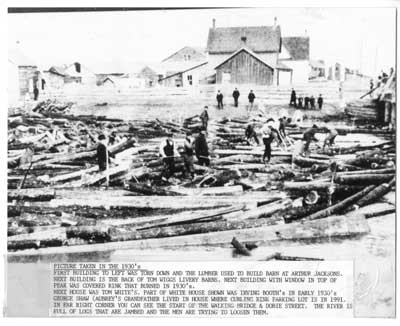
[38,193,286,210]
[8,188,55,202]
[334,174,394,185]
[110,215,282,242]
[231,237,251,256]
[66,225,111,242]
[127,182,181,196]
[349,178,395,208]
[303,185,375,221]
[7,213,370,257]
[294,156,330,168]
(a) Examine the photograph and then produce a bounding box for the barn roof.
[282,37,310,60]
[207,26,281,54]
[162,46,206,62]
[214,47,274,70]
[160,61,208,81]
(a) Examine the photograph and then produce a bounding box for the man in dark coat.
[33,86,39,101]
[232,88,240,107]
[216,90,224,109]
[290,89,296,107]
[159,133,180,180]
[297,96,303,108]
[310,95,316,109]
[183,131,195,178]
[304,96,310,109]
[248,90,256,111]
[302,124,319,154]
[195,129,210,166]
[200,106,209,130]
[245,123,259,145]
[97,134,114,171]
[317,94,323,110]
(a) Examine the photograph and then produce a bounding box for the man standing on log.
[159,133,180,180]
[317,94,323,110]
[290,89,296,106]
[200,106,209,130]
[216,90,224,109]
[248,90,256,113]
[232,88,240,107]
[97,134,114,172]
[261,119,274,164]
[302,124,319,155]
[195,128,210,166]
[245,123,259,145]
[183,131,195,178]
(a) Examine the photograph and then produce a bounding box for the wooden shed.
[214,47,275,85]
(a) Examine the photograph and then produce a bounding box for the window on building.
[187,75,193,85]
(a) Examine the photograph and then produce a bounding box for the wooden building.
[162,46,206,63]
[214,48,274,85]
[280,36,310,84]
[207,19,293,85]
[160,62,208,87]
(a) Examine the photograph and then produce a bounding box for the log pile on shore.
[7,101,396,255]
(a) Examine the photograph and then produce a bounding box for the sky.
[7,7,396,76]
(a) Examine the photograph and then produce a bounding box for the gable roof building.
[282,37,310,61]
[207,25,282,54]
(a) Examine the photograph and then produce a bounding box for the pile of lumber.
[7,108,396,255]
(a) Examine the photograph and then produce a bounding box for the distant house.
[327,63,345,81]
[309,60,326,79]
[159,46,208,87]
[8,48,40,104]
[159,61,208,87]
[136,66,164,87]
[280,36,310,83]
[45,62,96,88]
[206,18,292,85]
[95,73,125,86]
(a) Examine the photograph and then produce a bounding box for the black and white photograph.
[3,3,397,319]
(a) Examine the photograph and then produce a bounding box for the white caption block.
[50,261,353,317]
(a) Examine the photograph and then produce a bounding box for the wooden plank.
[7,214,369,256]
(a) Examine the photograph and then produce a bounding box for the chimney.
[212,18,216,29]
[273,17,277,29]
[241,36,247,46]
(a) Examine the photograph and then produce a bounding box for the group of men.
[290,89,323,110]
[216,89,256,110]
[159,128,209,180]
[245,116,338,164]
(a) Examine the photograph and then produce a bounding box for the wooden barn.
[214,48,274,85]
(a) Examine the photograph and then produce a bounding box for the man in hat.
[97,134,114,171]
[200,106,209,130]
[261,118,275,164]
[290,88,296,107]
[322,120,338,151]
[159,132,180,180]
[232,87,240,107]
[195,128,210,166]
[216,90,224,109]
[245,123,259,145]
[183,131,195,178]
[248,90,256,112]
[302,124,319,155]
[317,94,323,110]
